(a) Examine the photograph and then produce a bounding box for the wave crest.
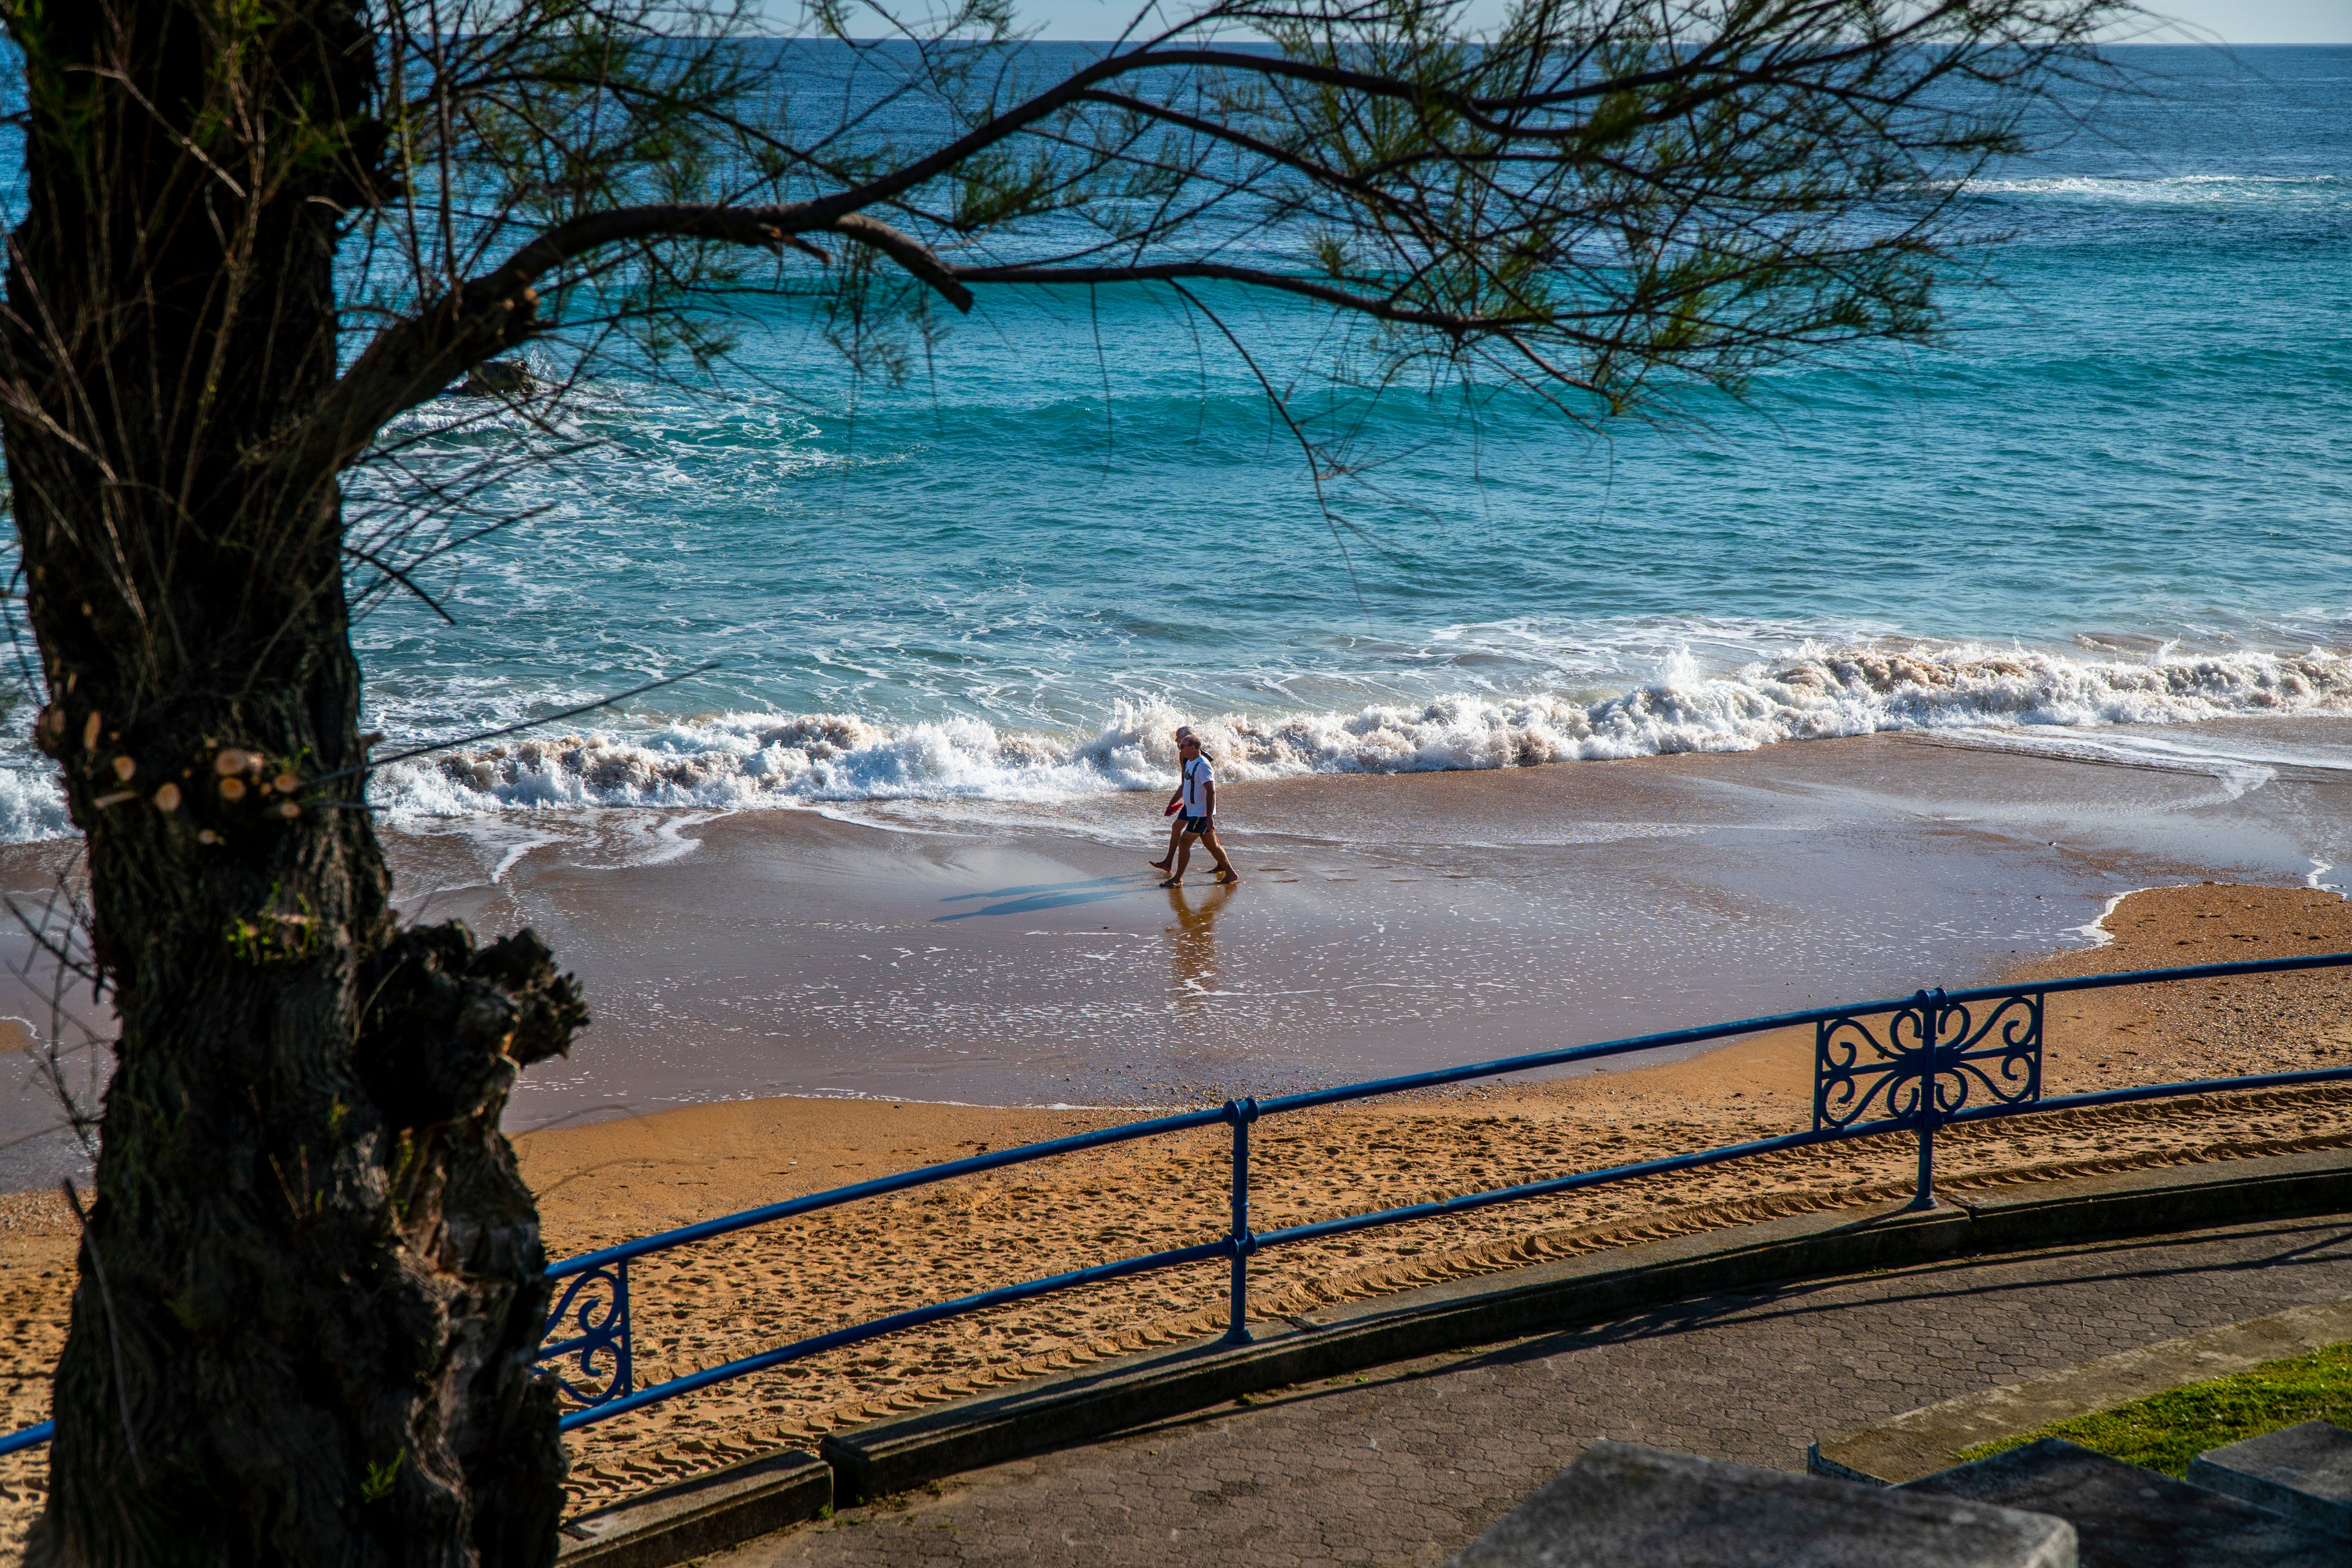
[1961,172,2348,205]
[373,641,2352,821]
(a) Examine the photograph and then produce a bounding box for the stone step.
[2187,1420,2352,1540]
[1447,1441,2076,1568]
[1900,1438,2342,1568]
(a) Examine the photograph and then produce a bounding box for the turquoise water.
[7,45,2351,836]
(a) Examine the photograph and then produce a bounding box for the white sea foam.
[2069,887,2150,949]
[0,770,74,844]
[370,641,2352,825]
[1961,172,2347,206]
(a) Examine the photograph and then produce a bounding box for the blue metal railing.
[0,1422,49,1459]
[7,950,2352,1456]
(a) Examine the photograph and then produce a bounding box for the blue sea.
[4,43,2348,839]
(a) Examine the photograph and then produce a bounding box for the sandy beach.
[3,873,2349,1539]
[7,721,2352,1190]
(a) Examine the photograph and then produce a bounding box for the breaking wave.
[0,769,72,845]
[1960,172,2348,206]
[373,641,2352,823]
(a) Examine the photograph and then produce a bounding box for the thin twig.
[340,542,457,625]
[1169,281,1368,609]
[306,661,723,788]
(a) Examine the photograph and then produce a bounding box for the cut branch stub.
[358,923,588,1133]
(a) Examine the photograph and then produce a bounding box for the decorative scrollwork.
[1815,989,2042,1133]
[537,1261,632,1406]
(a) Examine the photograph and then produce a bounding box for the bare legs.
[1167,823,1239,885]
[1150,816,1184,872]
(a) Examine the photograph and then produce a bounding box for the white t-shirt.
[1180,756,1215,815]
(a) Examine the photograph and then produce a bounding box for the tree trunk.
[2,4,584,1562]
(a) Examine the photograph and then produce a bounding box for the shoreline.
[389,720,2352,1124]
[0,630,2316,847]
[6,718,2352,1190]
[3,880,2350,1538]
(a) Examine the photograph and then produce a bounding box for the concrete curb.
[821,1149,2352,1502]
[555,1449,831,1568]
[571,1145,2352,1565]
[1808,1297,2352,1485]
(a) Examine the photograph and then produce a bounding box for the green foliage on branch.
[318,0,2138,437]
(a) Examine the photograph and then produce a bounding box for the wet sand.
[3,881,2349,1537]
[6,721,2352,1187]
[408,718,2352,1129]
[350,722,2352,1138]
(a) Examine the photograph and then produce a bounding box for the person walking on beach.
[1153,731,1240,887]
[1150,726,1199,873]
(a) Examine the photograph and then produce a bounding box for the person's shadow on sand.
[1166,882,1235,1013]
[931,875,1136,920]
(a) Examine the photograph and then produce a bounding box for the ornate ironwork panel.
[1814,988,2043,1133]
[538,1261,632,1406]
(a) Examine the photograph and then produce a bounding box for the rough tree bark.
[3,3,587,1562]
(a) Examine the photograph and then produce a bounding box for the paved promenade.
[713,1214,2352,1568]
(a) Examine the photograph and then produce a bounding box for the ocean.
[2,42,2346,843]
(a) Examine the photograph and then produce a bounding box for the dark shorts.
[1178,814,1214,835]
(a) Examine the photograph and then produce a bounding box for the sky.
[969,0,2352,43]
[2147,1,2352,42]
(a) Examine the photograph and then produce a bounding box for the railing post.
[612,1258,635,1397]
[1911,989,1944,1211]
[1224,1097,1258,1346]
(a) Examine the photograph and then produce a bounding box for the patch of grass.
[1958,1340,2352,1478]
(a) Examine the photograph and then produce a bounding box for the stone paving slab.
[1903,1438,2343,1568]
[2188,1420,2352,1539]
[1451,1441,2075,1568]
[707,1213,2352,1567]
